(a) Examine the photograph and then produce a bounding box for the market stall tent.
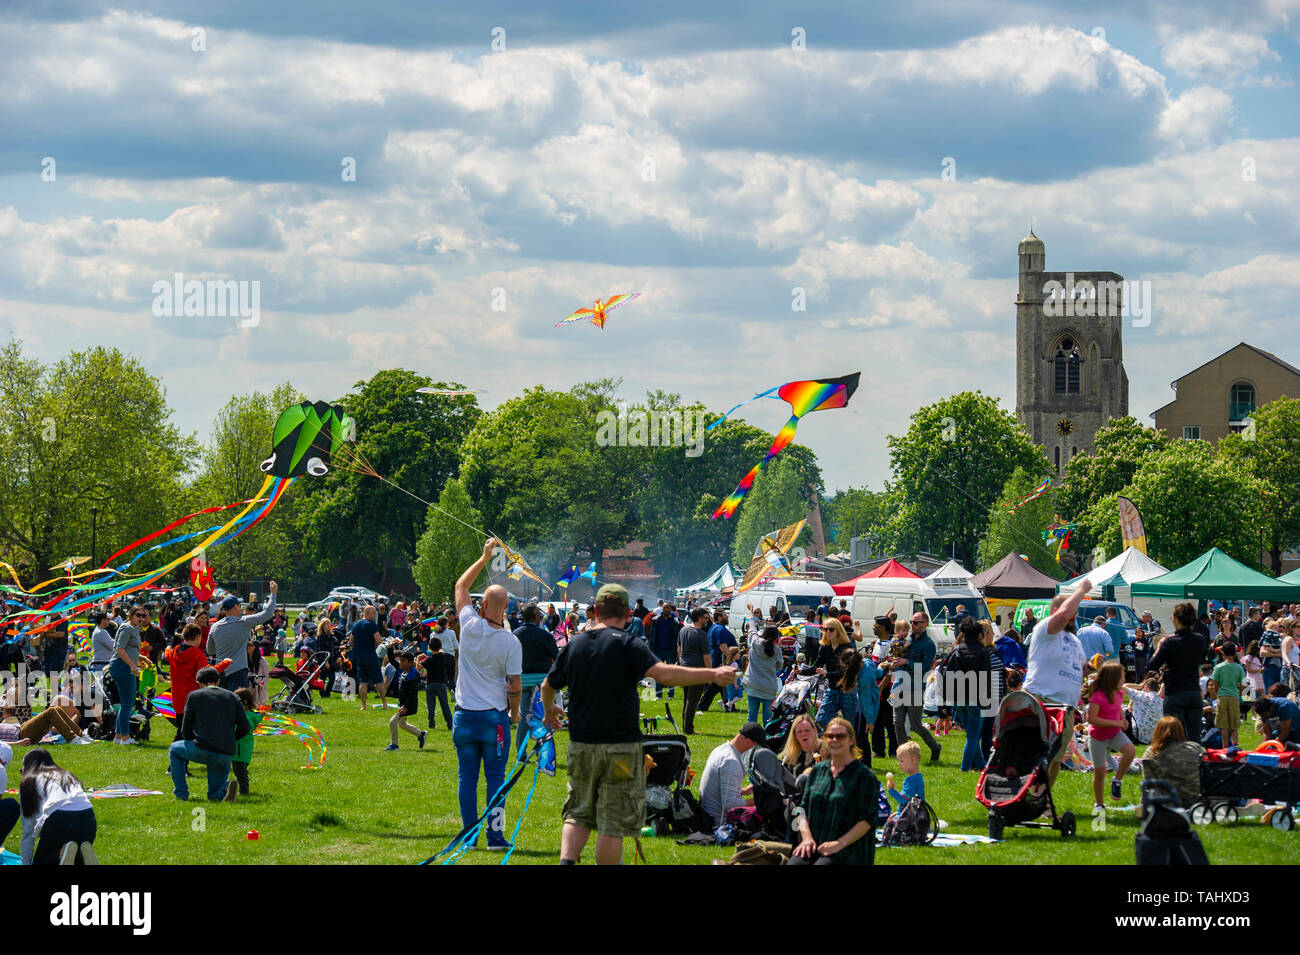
[831,558,920,597]
[1129,548,1300,602]
[970,552,1061,599]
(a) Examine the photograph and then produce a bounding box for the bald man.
[453,538,523,850]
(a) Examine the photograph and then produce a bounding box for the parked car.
[305,586,380,612]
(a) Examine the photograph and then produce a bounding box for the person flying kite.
[555,292,640,329]
[709,373,860,519]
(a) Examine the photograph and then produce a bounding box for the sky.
[1,1,1298,493]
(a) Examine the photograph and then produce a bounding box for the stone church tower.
[1015,230,1129,473]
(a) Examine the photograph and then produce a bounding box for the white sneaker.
[58,842,78,865]
[115,738,138,745]
[79,842,99,865]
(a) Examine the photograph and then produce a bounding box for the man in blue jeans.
[453,538,523,850]
[169,667,250,802]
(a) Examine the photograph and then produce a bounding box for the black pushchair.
[762,672,826,750]
[976,690,1075,839]
[743,746,804,840]
[99,668,154,741]
[270,651,329,715]
[643,702,706,835]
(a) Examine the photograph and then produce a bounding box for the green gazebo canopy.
[1130,547,1300,601]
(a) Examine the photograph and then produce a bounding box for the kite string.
[369,473,488,538]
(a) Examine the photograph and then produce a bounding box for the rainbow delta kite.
[709,374,860,519]
[555,292,640,330]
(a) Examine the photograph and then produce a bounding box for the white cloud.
[1161,28,1284,85]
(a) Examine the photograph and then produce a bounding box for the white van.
[727,576,838,636]
[850,577,991,654]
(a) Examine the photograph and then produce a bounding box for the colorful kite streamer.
[1006,477,1052,513]
[254,711,327,769]
[708,374,860,519]
[3,400,352,641]
[1042,515,1078,564]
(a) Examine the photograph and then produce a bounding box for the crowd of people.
[5,544,1300,866]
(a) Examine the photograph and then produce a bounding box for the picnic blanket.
[1,849,19,865]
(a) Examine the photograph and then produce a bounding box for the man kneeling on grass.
[542,583,738,865]
[169,666,250,803]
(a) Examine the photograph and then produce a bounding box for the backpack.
[727,840,791,865]
[670,788,712,835]
[881,796,931,847]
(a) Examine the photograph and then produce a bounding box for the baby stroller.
[977,690,1076,839]
[643,702,707,835]
[762,672,826,750]
[271,651,328,715]
[99,668,154,742]
[742,746,803,840]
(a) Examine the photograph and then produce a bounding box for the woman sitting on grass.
[780,713,821,776]
[1139,716,1204,808]
[790,717,880,866]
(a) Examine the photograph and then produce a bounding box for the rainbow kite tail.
[713,462,760,518]
[712,415,800,519]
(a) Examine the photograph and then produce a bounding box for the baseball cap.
[738,722,766,745]
[595,583,629,612]
[220,595,241,610]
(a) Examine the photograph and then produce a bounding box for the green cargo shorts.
[562,741,647,838]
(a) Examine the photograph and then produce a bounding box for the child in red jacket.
[164,625,231,739]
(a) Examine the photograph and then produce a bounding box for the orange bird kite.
[555,292,640,329]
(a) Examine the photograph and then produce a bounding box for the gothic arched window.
[1053,337,1082,394]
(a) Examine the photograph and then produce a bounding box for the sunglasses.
[823,732,849,741]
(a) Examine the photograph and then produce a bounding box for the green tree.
[412,477,485,604]
[887,392,1046,565]
[1218,397,1300,574]
[297,370,481,592]
[0,341,195,576]
[826,485,902,555]
[458,383,636,576]
[635,400,821,589]
[1055,416,1169,555]
[1077,440,1265,568]
[978,466,1063,577]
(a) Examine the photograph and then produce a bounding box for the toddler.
[886,740,925,812]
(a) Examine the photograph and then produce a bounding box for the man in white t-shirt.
[1023,580,1092,785]
[452,538,523,851]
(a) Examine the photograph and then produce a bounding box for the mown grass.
[5,666,1292,865]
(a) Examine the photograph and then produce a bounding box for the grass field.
[5,663,1293,865]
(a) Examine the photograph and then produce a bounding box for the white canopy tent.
[926,559,973,587]
[675,562,736,597]
[1057,546,1178,624]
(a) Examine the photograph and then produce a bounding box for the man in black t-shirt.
[542,583,736,865]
